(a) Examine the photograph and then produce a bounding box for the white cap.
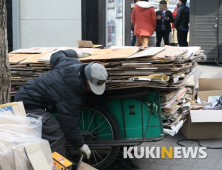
[84,62,108,95]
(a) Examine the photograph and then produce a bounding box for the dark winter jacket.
[156,10,174,33]
[15,50,87,148]
[175,4,190,30]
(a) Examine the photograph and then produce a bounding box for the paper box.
[77,40,103,48]
[52,152,72,170]
[0,138,53,170]
[198,78,222,102]
[16,140,53,170]
[181,109,222,139]
[0,101,26,116]
[181,77,222,139]
[25,142,52,170]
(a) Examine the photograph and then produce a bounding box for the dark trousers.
[156,31,170,47]
[177,29,188,47]
[131,35,136,46]
[26,108,66,156]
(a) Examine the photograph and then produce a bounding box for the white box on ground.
[181,77,222,139]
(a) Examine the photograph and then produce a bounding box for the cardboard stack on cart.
[79,46,203,90]
[9,47,98,96]
[9,47,57,96]
[9,46,205,137]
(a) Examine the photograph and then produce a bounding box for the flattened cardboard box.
[181,77,222,139]
[15,140,52,170]
[9,53,32,64]
[77,40,103,48]
[25,143,52,170]
[10,47,57,54]
[80,47,139,61]
[185,75,195,100]
[0,101,26,116]
[184,68,202,100]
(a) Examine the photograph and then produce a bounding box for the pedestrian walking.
[175,0,189,47]
[132,0,156,47]
[155,0,174,47]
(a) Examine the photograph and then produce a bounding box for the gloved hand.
[79,144,91,159]
[76,51,84,58]
[76,51,89,58]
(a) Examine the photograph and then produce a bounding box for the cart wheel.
[66,104,121,170]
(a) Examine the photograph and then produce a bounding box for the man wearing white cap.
[15,49,108,159]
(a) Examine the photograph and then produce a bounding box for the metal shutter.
[191,0,219,62]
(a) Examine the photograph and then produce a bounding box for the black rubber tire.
[74,103,121,170]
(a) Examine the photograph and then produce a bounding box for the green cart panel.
[100,91,163,139]
[51,91,163,140]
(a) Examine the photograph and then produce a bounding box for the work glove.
[76,51,89,58]
[79,144,91,159]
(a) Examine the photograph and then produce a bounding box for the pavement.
[197,64,222,78]
[132,132,222,170]
[132,64,222,170]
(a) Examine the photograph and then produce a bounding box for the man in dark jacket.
[15,49,108,158]
[175,0,190,46]
[156,0,174,47]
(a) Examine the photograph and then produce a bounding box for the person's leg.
[178,30,188,47]
[131,35,136,46]
[177,29,183,46]
[163,32,170,46]
[26,108,66,156]
[142,36,150,47]
[183,31,188,47]
[156,32,163,47]
[135,36,140,46]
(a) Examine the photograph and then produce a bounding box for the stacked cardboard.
[9,47,58,96]
[78,46,204,134]
[9,47,103,96]
[9,46,205,134]
[79,46,204,90]
[161,87,189,133]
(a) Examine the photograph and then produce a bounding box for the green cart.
[57,88,164,170]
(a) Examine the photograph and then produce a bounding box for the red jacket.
[172,7,178,29]
[132,2,156,37]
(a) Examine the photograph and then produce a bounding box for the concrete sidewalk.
[132,132,222,170]
[197,64,222,78]
[132,64,222,170]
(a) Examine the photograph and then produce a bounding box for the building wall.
[17,0,81,48]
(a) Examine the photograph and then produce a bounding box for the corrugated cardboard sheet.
[199,78,222,91]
